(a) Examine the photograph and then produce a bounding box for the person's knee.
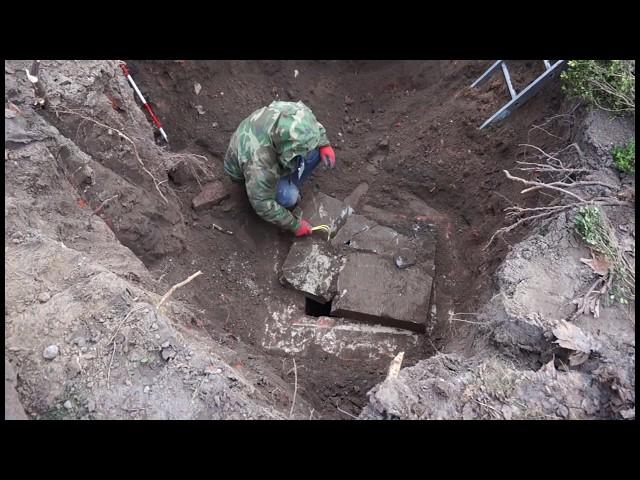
[276,183,299,208]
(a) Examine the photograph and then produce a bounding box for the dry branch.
[156,271,203,310]
[289,357,298,419]
[93,194,120,215]
[53,106,169,204]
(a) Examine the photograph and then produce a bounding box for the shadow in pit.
[305,297,333,317]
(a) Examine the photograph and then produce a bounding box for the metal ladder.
[471,60,566,129]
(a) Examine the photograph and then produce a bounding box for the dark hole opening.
[305,297,333,317]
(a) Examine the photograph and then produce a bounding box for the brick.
[191,181,229,210]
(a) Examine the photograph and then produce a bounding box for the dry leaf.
[552,320,598,357]
[619,236,635,253]
[569,351,590,366]
[580,255,612,276]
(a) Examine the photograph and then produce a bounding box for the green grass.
[612,140,635,173]
[574,206,634,305]
[561,60,635,113]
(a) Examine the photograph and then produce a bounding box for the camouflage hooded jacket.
[223,101,330,232]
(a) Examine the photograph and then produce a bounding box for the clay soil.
[123,60,570,418]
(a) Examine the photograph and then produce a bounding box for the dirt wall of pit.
[5,60,312,419]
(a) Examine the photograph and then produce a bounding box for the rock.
[65,358,82,377]
[5,358,28,420]
[395,250,417,269]
[64,400,73,410]
[73,164,94,187]
[86,399,96,412]
[161,341,171,349]
[71,336,87,348]
[161,347,176,361]
[345,95,354,105]
[37,292,51,303]
[194,82,202,95]
[192,181,229,210]
[143,385,150,394]
[557,405,570,418]
[195,105,205,115]
[43,345,59,360]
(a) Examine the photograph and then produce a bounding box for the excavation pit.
[120,60,567,418]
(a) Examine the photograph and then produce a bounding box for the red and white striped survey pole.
[119,63,168,143]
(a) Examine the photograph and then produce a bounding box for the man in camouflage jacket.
[224,101,336,237]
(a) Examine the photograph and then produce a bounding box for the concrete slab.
[281,238,339,303]
[262,305,419,362]
[281,191,438,332]
[346,224,412,257]
[330,214,377,249]
[299,192,353,234]
[331,252,433,332]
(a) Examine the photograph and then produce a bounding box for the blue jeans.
[275,148,321,208]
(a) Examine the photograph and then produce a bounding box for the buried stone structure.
[281,192,436,333]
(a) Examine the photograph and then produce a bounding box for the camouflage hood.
[269,101,325,169]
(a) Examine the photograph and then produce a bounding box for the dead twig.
[165,153,216,188]
[503,169,585,202]
[515,161,591,174]
[520,179,618,195]
[474,399,504,419]
[156,271,203,310]
[53,106,169,204]
[107,305,147,346]
[191,376,207,403]
[485,163,631,249]
[288,357,298,419]
[448,310,487,325]
[107,342,117,390]
[92,194,120,215]
[212,223,233,235]
[337,405,358,419]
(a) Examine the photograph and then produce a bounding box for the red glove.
[295,219,312,237]
[319,145,336,168]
